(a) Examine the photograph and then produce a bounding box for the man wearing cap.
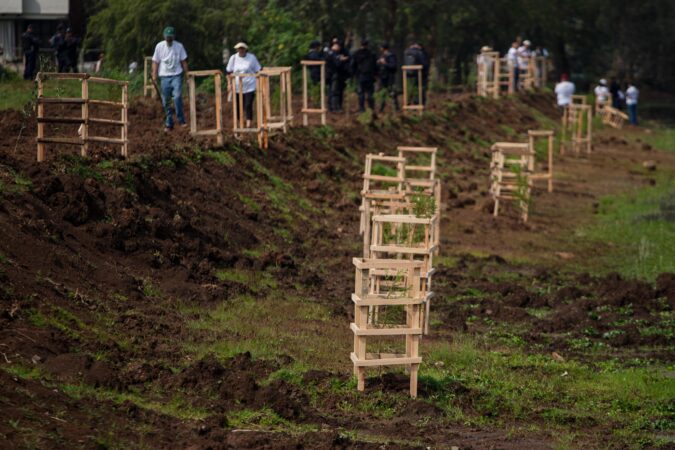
[22,24,40,80]
[306,40,323,84]
[152,26,189,131]
[226,42,262,128]
[351,39,378,114]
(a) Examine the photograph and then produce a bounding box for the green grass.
[422,336,675,445]
[583,175,675,280]
[643,128,675,153]
[0,79,35,111]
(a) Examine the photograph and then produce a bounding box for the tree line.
[84,0,675,91]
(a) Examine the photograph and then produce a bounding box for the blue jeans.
[160,74,186,128]
[627,104,637,125]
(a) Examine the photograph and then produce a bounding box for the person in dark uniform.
[404,41,430,105]
[351,39,378,114]
[306,40,323,84]
[377,43,398,112]
[50,24,67,72]
[609,78,620,109]
[326,41,350,112]
[64,28,79,72]
[22,24,40,80]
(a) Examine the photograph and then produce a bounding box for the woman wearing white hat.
[226,42,262,127]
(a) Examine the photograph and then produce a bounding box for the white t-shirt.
[517,46,530,68]
[152,40,187,77]
[507,47,518,66]
[594,85,609,103]
[626,86,639,105]
[226,53,262,93]
[555,81,575,106]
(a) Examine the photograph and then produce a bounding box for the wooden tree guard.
[260,67,293,132]
[476,51,500,99]
[300,60,326,126]
[228,73,267,148]
[533,56,548,88]
[600,106,628,129]
[143,57,156,98]
[518,63,536,91]
[396,146,441,251]
[36,72,129,162]
[368,214,437,335]
[498,57,515,95]
[188,70,223,145]
[568,103,592,154]
[490,142,533,222]
[351,258,430,398]
[527,130,554,192]
[360,153,408,257]
[402,65,424,114]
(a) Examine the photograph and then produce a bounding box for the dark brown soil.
[0,90,673,449]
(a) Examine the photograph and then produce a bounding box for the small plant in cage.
[510,162,531,207]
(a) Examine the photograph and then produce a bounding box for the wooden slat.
[37,137,84,145]
[370,244,436,255]
[351,352,422,367]
[300,60,326,66]
[37,97,85,105]
[89,99,124,107]
[397,146,437,153]
[188,70,222,77]
[37,117,85,124]
[194,129,219,136]
[405,165,433,171]
[87,136,127,144]
[89,118,126,126]
[363,174,404,182]
[350,323,422,336]
[367,155,407,162]
[352,258,424,269]
[372,214,434,224]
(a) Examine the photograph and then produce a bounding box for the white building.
[0,0,70,62]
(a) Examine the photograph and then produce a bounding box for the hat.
[163,26,175,37]
[481,45,491,52]
[523,39,531,46]
[234,42,248,50]
[600,78,607,85]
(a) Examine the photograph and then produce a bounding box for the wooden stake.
[81,77,89,157]
[37,77,45,162]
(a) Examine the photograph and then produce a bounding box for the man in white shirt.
[507,42,519,91]
[625,82,639,125]
[517,40,531,89]
[555,73,575,113]
[152,26,189,131]
[594,79,610,107]
[226,42,262,128]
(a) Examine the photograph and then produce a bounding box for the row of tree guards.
[476,48,549,98]
[353,146,440,398]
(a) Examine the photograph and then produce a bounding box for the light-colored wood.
[188,70,224,144]
[490,142,534,222]
[402,65,424,114]
[476,50,500,98]
[143,57,155,98]
[528,130,554,193]
[35,73,129,161]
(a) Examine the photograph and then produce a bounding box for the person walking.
[152,26,189,132]
[377,43,398,112]
[306,40,323,84]
[594,78,610,111]
[625,82,639,125]
[507,42,519,91]
[63,28,79,72]
[554,73,575,113]
[226,42,262,128]
[351,39,378,114]
[22,24,40,80]
[50,24,68,72]
[326,41,350,112]
[404,41,430,105]
[517,40,532,90]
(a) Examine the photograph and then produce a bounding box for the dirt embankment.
[0,92,672,448]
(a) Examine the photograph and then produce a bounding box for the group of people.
[505,38,548,91]
[554,75,639,125]
[307,37,430,115]
[152,28,433,131]
[20,23,80,80]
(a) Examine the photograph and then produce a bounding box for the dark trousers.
[379,80,399,112]
[23,55,37,80]
[235,91,256,121]
[329,78,345,112]
[357,79,375,111]
[628,104,637,125]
